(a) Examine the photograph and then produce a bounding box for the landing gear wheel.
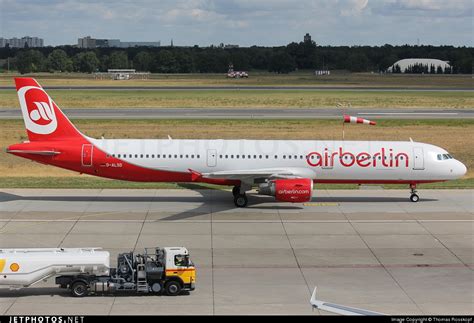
[234,194,248,208]
[165,281,182,296]
[410,194,420,203]
[71,281,89,297]
[232,186,241,197]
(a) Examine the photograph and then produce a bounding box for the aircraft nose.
[451,160,467,178]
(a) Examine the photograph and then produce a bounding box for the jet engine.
[258,178,313,203]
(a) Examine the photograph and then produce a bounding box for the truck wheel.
[165,281,182,296]
[71,281,89,297]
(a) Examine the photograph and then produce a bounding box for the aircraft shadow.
[0,191,438,221]
[0,192,438,204]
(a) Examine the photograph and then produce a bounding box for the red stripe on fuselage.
[7,140,239,186]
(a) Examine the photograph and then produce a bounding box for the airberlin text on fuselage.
[306,147,409,168]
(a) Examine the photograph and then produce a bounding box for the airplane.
[6,78,467,207]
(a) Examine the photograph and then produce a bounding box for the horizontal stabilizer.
[6,149,60,156]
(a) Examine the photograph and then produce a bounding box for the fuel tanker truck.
[0,247,195,297]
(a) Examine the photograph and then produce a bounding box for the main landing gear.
[232,185,248,208]
[409,184,420,203]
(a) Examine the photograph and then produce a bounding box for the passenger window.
[197,155,200,158]
[219,155,222,159]
[242,155,245,159]
[140,154,143,158]
[275,155,278,159]
[236,155,239,159]
[225,155,228,159]
[146,154,149,158]
[231,155,234,159]
[134,154,138,158]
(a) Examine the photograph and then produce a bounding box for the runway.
[1,108,472,120]
[0,188,472,315]
[0,85,472,91]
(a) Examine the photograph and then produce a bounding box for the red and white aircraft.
[7,78,467,207]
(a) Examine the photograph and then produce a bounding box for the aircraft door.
[413,147,425,170]
[207,149,217,167]
[82,144,93,167]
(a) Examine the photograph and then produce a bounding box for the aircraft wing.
[310,287,385,316]
[202,167,315,182]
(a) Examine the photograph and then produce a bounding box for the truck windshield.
[174,255,190,267]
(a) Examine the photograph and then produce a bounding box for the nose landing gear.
[409,184,419,202]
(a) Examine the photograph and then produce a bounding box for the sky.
[0,0,472,47]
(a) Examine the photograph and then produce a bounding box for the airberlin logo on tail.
[17,86,57,134]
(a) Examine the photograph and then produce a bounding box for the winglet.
[188,169,202,182]
[309,286,385,316]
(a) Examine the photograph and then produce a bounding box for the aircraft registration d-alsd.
[7,78,467,207]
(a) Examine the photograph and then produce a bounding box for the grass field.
[1,119,473,188]
[0,89,472,109]
[1,72,472,88]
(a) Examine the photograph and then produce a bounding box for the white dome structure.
[388,58,451,73]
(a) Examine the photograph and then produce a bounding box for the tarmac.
[0,188,472,315]
[1,108,472,120]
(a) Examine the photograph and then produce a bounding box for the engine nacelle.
[258,178,313,203]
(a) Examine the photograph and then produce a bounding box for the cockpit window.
[437,154,454,160]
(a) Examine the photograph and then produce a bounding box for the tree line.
[0,41,472,74]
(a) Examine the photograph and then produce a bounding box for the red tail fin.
[15,78,84,141]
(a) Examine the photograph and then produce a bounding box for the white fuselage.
[89,138,467,183]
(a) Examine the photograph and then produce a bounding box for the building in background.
[78,36,160,48]
[94,69,151,80]
[0,36,44,48]
[388,58,451,73]
[304,33,312,43]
